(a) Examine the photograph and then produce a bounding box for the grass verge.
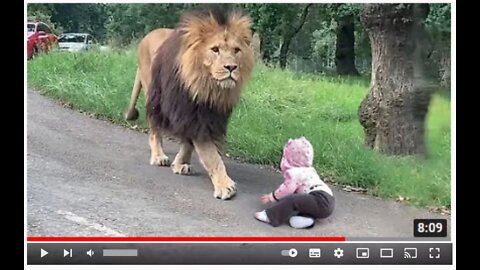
[27,51,451,208]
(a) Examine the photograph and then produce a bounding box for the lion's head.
[176,8,255,111]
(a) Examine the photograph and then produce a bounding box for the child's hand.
[260,194,271,204]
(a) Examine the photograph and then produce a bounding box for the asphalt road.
[27,90,450,239]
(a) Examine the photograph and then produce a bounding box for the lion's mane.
[146,7,254,143]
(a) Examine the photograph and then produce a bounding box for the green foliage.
[27,5,64,34]
[243,4,284,63]
[28,3,109,41]
[104,3,195,46]
[424,4,451,89]
[26,3,450,80]
[318,3,362,20]
[425,3,451,33]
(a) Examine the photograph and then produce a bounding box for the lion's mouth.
[216,76,237,89]
[217,76,237,83]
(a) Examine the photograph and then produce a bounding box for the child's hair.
[282,136,314,168]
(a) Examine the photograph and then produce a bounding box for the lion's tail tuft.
[125,68,142,121]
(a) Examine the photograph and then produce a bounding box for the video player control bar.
[27,243,452,265]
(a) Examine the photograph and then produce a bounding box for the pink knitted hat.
[281,136,314,169]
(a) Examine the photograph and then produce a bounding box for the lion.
[124,7,255,200]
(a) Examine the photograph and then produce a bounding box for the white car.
[58,33,97,52]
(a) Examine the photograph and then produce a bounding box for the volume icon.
[87,249,95,257]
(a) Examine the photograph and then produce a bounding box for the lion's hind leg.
[148,121,170,166]
[171,140,194,175]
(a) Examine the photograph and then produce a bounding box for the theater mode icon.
[380,248,394,258]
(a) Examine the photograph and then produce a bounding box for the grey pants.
[265,191,335,227]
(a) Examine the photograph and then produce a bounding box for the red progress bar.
[27,236,345,242]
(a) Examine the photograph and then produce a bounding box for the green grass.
[27,51,451,208]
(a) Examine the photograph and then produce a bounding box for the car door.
[85,35,91,50]
[43,24,57,47]
[36,24,50,51]
[38,23,57,50]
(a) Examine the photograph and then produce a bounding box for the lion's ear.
[229,13,253,46]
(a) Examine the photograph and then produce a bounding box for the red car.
[27,21,58,60]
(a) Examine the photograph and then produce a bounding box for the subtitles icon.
[281,248,298,258]
[380,248,394,258]
[309,248,321,258]
[356,248,369,259]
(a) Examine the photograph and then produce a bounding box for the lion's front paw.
[150,155,170,166]
[172,163,193,175]
[213,178,237,200]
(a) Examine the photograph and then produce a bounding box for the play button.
[40,249,48,258]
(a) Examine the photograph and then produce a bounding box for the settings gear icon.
[333,248,344,258]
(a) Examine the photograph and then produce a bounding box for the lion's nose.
[224,64,238,72]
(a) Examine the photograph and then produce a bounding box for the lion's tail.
[124,67,142,121]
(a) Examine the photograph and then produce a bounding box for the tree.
[105,3,193,46]
[331,4,360,75]
[359,3,432,156]
[28,3,110,41]
[251,32,262,61]
[278,4,313,69]
[243,4,313,68]
[243,4,281,64]
[335,14,358,75]
[425,4,451,89]
[27,4,63,33]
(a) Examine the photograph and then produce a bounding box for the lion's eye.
[211,47,219,53]
[234,47,241,54]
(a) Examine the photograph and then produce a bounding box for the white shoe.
[254,210,270,223]
[289,216,315,229]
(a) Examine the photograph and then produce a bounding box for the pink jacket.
[268,137,333,203]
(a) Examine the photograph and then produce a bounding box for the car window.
[27,23,36,33]
[40,24,46,33]
[59,34,86,43]
[37,24,44,33]
[37,24,53,34]
[44,25,53,34]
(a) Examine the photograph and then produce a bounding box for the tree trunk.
[251,32,262,62]
[359,4,432,156]
[279,37,292,69]
[279,4,312,69]
[260,35,273,64]
[335,15,359,75]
